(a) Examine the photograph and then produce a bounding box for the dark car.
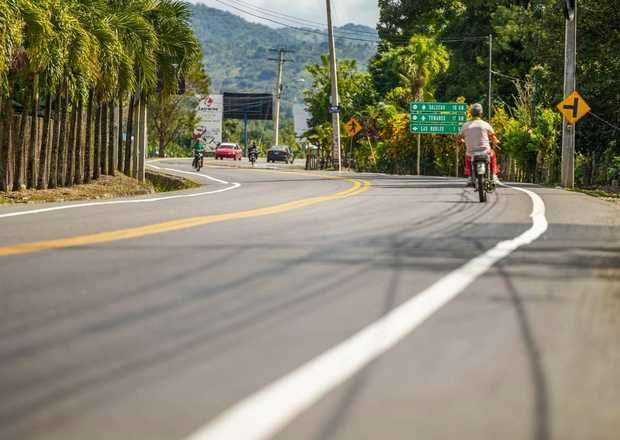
[267,145,294,164]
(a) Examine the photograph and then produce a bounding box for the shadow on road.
[497,262,551,440]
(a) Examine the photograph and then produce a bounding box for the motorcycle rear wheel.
[477,175,487,203]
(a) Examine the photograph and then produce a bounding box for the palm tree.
[376,35,450,102]
[108,0,158,178]
[0,0,22,191]
[100,101,108,174]
[65,98,77,186]
[56,81,68,186]
[74,97,84,184]
[27,73,39,187]
[83,90,93,183]
[2,0,204,191]
[107,98,115,176]
[48,86,62,188]
[14,0,53,190]
[36,91,52,188]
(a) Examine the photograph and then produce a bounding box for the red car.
[215,143,243,160]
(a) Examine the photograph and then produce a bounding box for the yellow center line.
[0,178,370,257]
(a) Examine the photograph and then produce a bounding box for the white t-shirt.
[459,119,495,155]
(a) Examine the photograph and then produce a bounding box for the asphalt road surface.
[1,159,618,440]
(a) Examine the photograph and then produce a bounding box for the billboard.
[223,93,273,120]
[194,94,223,150]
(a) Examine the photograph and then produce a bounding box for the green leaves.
[370,35,449,104]
[3,0,202,101]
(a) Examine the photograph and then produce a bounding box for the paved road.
[0,159,618,440]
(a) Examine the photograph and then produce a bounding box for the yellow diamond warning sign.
[344,117,363,137]
[557,91,591,125]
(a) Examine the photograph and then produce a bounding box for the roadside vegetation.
[0,0,203,193]
[304,0,619,187]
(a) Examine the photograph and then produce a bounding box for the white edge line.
[185,184,548,440]
[149,164,230,185]
[0,166,239,219]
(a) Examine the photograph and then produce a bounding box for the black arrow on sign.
[563,97,579,118]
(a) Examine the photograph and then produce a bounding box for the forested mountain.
[190,4,377,103]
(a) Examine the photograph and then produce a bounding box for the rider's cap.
[471,103,484,117]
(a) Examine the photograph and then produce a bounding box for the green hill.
[190,4,377,105]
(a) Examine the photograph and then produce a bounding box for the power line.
[491,69,524,83]
[209,0,379,43]
[208,0,492,46]
[219,0,378,37]
[589,111,620,132]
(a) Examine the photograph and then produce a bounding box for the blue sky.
[189,0,380,28]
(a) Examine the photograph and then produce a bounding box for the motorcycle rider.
[248,141,258,162]
[458,103,500,185]
[193,139,206,169]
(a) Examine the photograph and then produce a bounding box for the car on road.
[267,145,294,164]
[215,143,243,161]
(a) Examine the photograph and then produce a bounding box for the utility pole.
[561,0,577,188]
[416,93,421,175]
[269,48,292,147]
[488,34,493,120]
[326,0,342,172]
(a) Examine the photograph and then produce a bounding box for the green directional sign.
[410,124,462,134]
[409,101,467,135]
[410,102,467,113]
[410,113,466,123]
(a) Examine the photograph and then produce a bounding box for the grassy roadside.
[0,171,199,205]
[571,187,620,204]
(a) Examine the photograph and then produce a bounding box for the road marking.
[0,167,239,220]
[185,185,548,440]
[147,164,230,185]
[0,179,369,257]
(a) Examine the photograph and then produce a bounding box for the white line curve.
[0,166,240,219]
[185,184,548,440]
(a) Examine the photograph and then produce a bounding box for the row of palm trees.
[0,0,201,191]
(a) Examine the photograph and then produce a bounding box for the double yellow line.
[0,177,370,257]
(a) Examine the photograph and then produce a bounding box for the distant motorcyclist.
[458,103,500,184]
[248,141,258,165]
[193,139,205,170]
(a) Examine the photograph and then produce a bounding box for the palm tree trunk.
[74,99,84,184]
[56,88,69,187]
[108,100,116,177]
[14,87,31,190]
[124,95,135,176]
[137,95,147,182]
[0,96,4,191]
[27,74,39,188]
[132,96,140,178]
[84,91,94,183]
[1,91,14,192]
[37,92,53,189]
[93,102,101,180]
[100,102,108,175]
[117,101,124,172]
[65,98,78,187]
[49,88,62,189]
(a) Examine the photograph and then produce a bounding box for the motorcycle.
[470,150,495,203]
[193,151,204,172]
[248,150,258,167]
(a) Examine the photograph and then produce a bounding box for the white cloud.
[189,0,379,28]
